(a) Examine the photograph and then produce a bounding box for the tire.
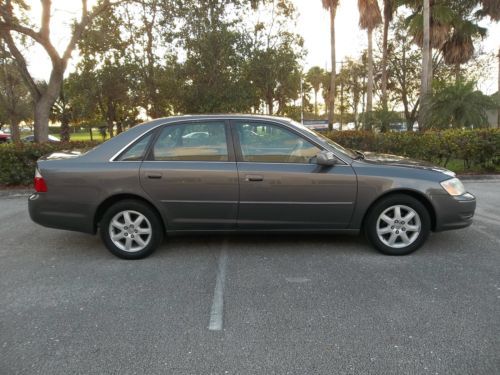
[365,194,431,256]
[100,199,164,259]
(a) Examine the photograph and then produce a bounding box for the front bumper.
[433,192,476,232]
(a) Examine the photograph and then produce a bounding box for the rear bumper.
[433,192,476,232]
[28,193,95,234]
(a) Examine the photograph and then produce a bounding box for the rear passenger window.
[117,133,153,161]
[152,122,228,161]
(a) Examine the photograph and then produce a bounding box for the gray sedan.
[28,115,476,259]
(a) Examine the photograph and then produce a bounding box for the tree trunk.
[89,127,93,141]
[314,90,318,116]
[267,96,274,115]
[418,0,431,132]
[34,69,64,142]
[60,113,70,142]
[454,63,461,83]
[34,99,51,142]
[497,47,499,128]
[339,74,344,131]
[9,116,21,143]
[328,5,337,131]
[381,14,390,111]
[354,97,360,130]
[365,28,374,131]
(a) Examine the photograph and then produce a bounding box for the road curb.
[0,189,32,198]
[458,174,500,181]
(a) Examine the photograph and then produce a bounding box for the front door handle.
[147,174,162,179]
[245,175,263,182]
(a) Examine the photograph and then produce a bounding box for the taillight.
[34,168,48,192]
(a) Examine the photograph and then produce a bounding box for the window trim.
[230,119,343,165]
[113,130,158,162]
[144,120,235,163]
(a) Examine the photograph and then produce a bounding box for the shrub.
[327,129,500,171]
[0,141,100,186]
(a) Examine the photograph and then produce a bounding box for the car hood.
[360,152,456,176]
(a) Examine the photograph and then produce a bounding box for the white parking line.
[208,239,229,331]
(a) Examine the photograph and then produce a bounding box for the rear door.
[140,120,238,230]
[232,120,357,229]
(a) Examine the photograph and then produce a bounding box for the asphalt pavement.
[1,181,499,374]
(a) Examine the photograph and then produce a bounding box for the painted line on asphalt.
[208,239,229,331]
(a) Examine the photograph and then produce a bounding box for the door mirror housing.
[316,150,337,166]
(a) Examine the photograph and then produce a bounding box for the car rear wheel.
[365,194,431,255]
[100,200,164,259]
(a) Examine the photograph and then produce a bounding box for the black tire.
[365,194,431,256]
[100,199,164,259]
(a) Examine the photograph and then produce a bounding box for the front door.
[140,120,238,230]
[232,120,357,229]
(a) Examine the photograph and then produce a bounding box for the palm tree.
[358,0,382,131]
[418,0,431,131]
[322,0,340,131]
[442,19,487,81]
[427,80,497,129]
[306,66,325,116]
[477,0,500,21]
[381,0,394,112]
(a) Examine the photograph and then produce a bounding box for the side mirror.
[316,150,337,166]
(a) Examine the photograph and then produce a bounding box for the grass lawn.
[67,131,104,141]
[437,159,500,175]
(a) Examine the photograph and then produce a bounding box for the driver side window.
[235,122,320,163]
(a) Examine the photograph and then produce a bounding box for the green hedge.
[328,129,500,171]
[0,130,499,186]
[0,141,100,186]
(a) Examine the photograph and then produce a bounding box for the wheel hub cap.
[376,205,421,249]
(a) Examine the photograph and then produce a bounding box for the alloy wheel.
[376,205,421,249]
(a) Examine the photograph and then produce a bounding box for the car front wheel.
[100,200,164,259]
[365,194,431,255]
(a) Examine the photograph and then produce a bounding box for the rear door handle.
[147,174,162,179]
[245,175,263,182]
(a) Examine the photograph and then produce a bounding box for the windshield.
[289,120,357,159]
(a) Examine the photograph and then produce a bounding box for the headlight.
[440,177,466,196]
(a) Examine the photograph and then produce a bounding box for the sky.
[25,0,500,94]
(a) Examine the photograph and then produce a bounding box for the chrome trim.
[160,200,237,204]
[240,201,353,205]
[233,117,351,165]
[108,116,352,165]
[108,123,165,162]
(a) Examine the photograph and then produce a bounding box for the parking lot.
[1,181,499,374]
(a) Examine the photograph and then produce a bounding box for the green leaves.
[427,80,498,129]
[328,129,500,172]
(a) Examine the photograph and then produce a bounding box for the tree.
[245,0,304,115]
[440,1,487,80]
[385,16,421,130]
[419,0,431,131]
[358,0,382,130]
[342,59,366,129]
[0,47,30,142]
[305,66,325,115]
[176,0,256,113]
[381,0,395,112]
[476,0,500,21]
[51,85,72,141]
[322,0,340,130]
[120,0,178,118]
[0,0,122,142]
[427,80,497,128]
